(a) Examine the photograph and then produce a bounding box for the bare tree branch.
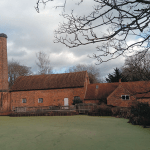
[35,0,150,63]
[36,51,53,74]
[8,60,32,88]
[66,64,102,83]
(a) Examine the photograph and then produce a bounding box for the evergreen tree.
[106,68,127,83]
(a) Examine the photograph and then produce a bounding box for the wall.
[0,92,11,113]
[83,71,90,103]
[10,87,86,110]
[84,100,99,104]
[107,85,136,107]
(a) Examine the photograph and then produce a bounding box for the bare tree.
[8,60,32,88]
[66,64,101,83]
[36,51,53,74]
[122,52,150,81]
[35,0,67,13]
[35,0,150,63]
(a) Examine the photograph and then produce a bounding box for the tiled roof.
[10,71,87,91]
[85,81,150,100]
[85,83,119,100]
[136,92,150,99]
[121,81,150,95]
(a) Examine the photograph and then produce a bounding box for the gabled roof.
[85,81,150,100]
[121,81,150,95]
[85,83,119,100]
[108,81,150,99]
[136,92,150,99]
[10,71,87,92]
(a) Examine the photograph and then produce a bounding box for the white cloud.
[0,0,135,79]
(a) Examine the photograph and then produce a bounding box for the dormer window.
[121,95,129,100]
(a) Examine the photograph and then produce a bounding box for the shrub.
[111,107,121,116]
[111,107,131,118]
[89,103,112,116]
[72,99,83,105]
[120,107,131,118]
[128,102,150,127]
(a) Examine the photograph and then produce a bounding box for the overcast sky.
[0,0,128,79]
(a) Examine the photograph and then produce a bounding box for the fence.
[15,105,76,113]
[14,103,97,114]
[76,103,97,114]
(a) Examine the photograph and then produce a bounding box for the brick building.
[0,33,90,113]
[84,80,150,107]
[0,32,150,115]
[84,83,119,104]
[107,81,150,107]
[10,71,89,111]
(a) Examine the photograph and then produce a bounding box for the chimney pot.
[0,33,7,38]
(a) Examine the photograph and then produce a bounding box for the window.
[96,85,99,89]
[22,98,26,103]
[38,98,43,103]
[121,95,129,100]
[74,96,80,100]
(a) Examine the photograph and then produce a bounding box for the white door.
[64,98,68,106]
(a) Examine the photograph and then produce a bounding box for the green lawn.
[0,115,150,150]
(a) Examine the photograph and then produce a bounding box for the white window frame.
[121,95,130,100]
[38,98,43,103]
[22,98,27,103]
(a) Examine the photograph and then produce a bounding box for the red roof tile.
[121,81,150,95]
[85,83,119,100]
[136,92,150,99]
[85,81,150,100]
[10,71,87,91]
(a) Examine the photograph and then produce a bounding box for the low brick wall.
[0,111,11,116]
[84,100,99,104]
[10,111,79,117]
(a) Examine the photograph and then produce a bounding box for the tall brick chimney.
[0,33,8,91]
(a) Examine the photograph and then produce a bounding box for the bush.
[119,107,131,119]
[128,102,150,127]
[111,107,121,116]
[111,107,131,118]
[89,103,112,116]
[72,99,83,105]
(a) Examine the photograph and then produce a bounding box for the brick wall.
[0,34,8,91]
[107,85,136,107]
[0,92,11,112]
[84,100,99,104]
[10,87,87,111]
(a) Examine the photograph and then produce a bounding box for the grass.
[0,115,150,150]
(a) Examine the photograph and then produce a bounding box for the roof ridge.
[17,71,87,78]
[10,71,87,92]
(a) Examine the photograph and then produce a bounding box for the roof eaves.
[10,85,84,92]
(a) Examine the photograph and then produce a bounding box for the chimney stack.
[0,33,8,91]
